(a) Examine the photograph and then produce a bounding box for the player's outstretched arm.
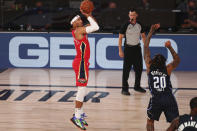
[76,10,99,35]
[144,24,160,73]
[166,117,179,131]
[80,10,99,34]
[166,41,180,75]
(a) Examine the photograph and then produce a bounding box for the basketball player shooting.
[69,0,99,130]
[144,24,180,131]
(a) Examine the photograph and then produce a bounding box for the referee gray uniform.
[119,21,146,94]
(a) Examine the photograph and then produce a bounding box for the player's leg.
[146,118,154,131]
[122,47,132,95]
[75,86,88,125]
[133,45,146,93]
[164,95,179,123]
[77,61,89,126]
[147,97,162,130]
[71,87,88,129]
[70,88,87,130]
[71,60,89,130]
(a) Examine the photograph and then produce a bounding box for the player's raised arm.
[77,10,99,35]
[165,41,180,75]
[144,24,160,73]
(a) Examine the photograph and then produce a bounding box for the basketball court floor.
[0,68,196,131]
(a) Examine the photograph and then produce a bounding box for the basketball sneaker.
[81,113,88,126]
[134,86,146,93]
[70,116,86,130]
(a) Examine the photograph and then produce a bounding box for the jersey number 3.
[153,76,166,91]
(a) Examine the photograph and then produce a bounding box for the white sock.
[81,106,84,115]
[75,107,83,119]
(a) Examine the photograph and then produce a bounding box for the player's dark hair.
[190,97,197,109]
[150,54,166,71]
[129,8,137,13]
[68,11,81,30]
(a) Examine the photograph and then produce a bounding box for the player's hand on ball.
[165,41,171,48]
[80,0,94,14]
[80,9,91,17]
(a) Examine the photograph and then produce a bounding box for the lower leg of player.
[75,86,87,117]
[75,86,88,126]
[75,100,83,118]
[146,118,154,131]
[71,86,87,130]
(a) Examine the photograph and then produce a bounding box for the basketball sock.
[75,108,83,119]
[81,106,84,116]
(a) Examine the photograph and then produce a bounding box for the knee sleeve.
[76,86,87,102]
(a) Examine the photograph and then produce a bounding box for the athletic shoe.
[70,116,86,130]
[81,113,88,126]
[134,86,146,93]
[121,90,131,96]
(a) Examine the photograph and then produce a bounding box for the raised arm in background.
[165,41,180,75]
[144,24,160,73]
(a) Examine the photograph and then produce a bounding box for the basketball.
[80,0,94,14]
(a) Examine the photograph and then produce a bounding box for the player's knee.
[76,86,87,102]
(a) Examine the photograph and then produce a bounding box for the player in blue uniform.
[144,24,181,131]
[167,97,197,131]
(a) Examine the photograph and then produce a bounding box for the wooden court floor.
[0,68,196,131]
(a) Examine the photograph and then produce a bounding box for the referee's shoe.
[134,86,146,93]
[121,90,131,96]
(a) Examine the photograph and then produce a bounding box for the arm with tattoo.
[165,41,180,75]
[144,24,160,73]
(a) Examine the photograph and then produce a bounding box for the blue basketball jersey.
[148,66,173,96]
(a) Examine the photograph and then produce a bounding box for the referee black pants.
[122,44,143,91]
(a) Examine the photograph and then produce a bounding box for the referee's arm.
[118,23,128,58]
[118,34,124,58]
[141,33,146,45]
[139,22,146,44]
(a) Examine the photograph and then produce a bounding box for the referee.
[119,8,146,95]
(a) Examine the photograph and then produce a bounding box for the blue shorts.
[147,94,179,122]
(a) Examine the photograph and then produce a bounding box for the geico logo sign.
[9,37,178,69]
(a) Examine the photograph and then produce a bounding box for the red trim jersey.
[72,30,90,86]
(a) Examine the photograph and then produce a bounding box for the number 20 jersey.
[148,66,173,96]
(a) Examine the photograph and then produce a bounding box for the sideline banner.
[0,32,196,71]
